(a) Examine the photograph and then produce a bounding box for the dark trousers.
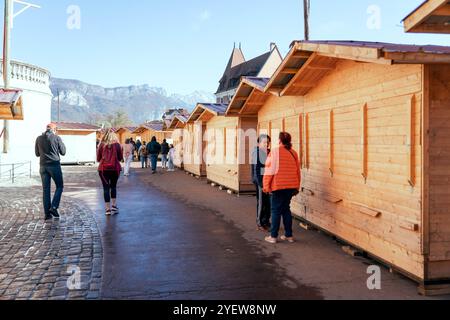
[271,189,296,238]
[150,154,158,172]
[99,171,120,203]
[255,184,271,228]
[40,165,64,215]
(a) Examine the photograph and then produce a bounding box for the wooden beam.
[361,103,368,181]
[298,114,303,168]
[421,65,430,256]
[281,53,318,97]
[296,42,381,60]
[239,88,256,115]
[404,0,449,33]
[303,113,309,169]
[329,109,334,177]
[280,68,299,74]
[292,51,312,59]
[385,52,450,64]
[407,95,416,187]
[433,5,450,16]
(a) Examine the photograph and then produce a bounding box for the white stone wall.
[0,61,52,177]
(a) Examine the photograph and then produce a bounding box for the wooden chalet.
[404,0,450,33]
[228,39,450,294]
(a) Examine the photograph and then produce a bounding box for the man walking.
[146,136,161,174]
[252,134,271,231]
[35,123,67,221]
[160,139,170,170]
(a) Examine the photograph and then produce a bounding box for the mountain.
[50,78,215,125]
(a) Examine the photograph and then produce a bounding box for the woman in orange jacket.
[263,132,301,244]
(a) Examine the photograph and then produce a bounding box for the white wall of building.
[0,61,52,176]
[59,132,97,164]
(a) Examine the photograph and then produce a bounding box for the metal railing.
[0,161,32,184]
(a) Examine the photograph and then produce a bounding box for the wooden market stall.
[404,0,450,33]
[132,121,172,144]
[0,89,23,120]
[232,40,450,294]
[55,122,100,164]
[168,115,188,168]
[116,126,137,145]
[189,103,257,193]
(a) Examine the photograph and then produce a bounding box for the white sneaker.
[112,206,119,215]
[105,210,112,216]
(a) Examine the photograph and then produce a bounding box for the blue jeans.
[271,189,296,238]
[161,154,168,168]
[40,165,64,215]
[150,154,158,171]
[140,155,148,168]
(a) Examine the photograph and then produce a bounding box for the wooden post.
[361,103,368,181]
[407,95,416,187]
[329,109,334,176]
[298,114,303,168]
[303,113,309,169]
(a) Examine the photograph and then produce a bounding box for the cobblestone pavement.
[0,186,102,300]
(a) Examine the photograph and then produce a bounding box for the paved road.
[66,166,321,300]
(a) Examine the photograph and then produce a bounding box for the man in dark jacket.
[146,137,161,174]
[251,134,271,231]
[35,123,67,221]
[160,139,170,169]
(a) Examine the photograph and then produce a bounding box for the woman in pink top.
[122,139,134,177]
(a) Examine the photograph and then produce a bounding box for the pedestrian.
[135,139,142,160]
[35,123,67,221]
[97,129,123,216]
[139,141,149,169]
[122,138,134,176]
[252,134,272,232]
[130,138,136,161]
[146,136,161,174]
[263,132,301,244]
[160,139,169,169]
[168,144,175,172]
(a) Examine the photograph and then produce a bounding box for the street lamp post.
[3,0,12,154]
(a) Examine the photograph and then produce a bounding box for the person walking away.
[130,138,136,161]
[35,123,67,221]
[139,142,149,169]
[168,144,175,172]
[263,132,301,244]
[146,136,161,174]
[252,134,272,232]
[122,139,133,176]
[160,139,170,169]
[98,129,123,216]
[135,139,142,160]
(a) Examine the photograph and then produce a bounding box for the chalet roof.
[116,126,138,133]
[55,122,101,132]
[226,77,271,116]
[266,39,450,97]
[168,115,189,130]
[187,103,228,123]
[0,89,23,120]
[133,121,165,134]
[404,0,450,33]
[216,51,272,94]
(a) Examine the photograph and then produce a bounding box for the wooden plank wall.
[206,116,240,191]
[183,123,206,176]
[238,117,258,192]
[258,60,426,279]
[427,64,450,280]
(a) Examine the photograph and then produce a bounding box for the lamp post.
[3,0,12,154]
[303,0,310,41]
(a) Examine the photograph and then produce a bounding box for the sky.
[1,0,449,94]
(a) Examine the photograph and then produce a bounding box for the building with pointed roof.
[215,43,282,104]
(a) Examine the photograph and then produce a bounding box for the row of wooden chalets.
[164,2,450,295]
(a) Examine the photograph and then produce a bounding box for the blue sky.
[2,0,448,94]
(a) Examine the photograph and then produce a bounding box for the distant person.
[168,144,175,172]
[146,136,161,174]
[139,141,149,169]
[130,138,137,161]
[252,134,271,232]
[161,139,170,169]
[263,132,301,244]
[122,138,134,177]
[35,123,67,221]
[97,129,124,216]
[135,139,142,160]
